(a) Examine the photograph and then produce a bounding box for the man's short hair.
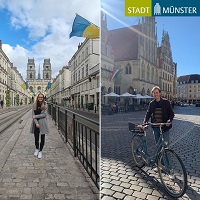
[151,86,161,93]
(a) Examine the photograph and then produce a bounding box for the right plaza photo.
[100,1,200,199]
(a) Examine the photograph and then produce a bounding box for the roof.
[177,74,200,83]
[108,25,142,62]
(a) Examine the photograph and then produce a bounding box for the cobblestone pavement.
[0,110,99,200]
[101,106,200,200]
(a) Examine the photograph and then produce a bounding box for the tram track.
[0,105,32,134]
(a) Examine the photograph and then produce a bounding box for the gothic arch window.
[101,86,106,95]
[125,63,131,74]
[147,65,150,81]
[142,66,145,79]
[30,73,32,79]
[151,68,154,83]
[38,86,41,90]
[46,73,49,79]
[128,86,135,94]
[141,87,145,96]
[29,86,33,91]
[108,87,112,93]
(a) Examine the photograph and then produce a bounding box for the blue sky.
[0,0,99,79]
[101,0,200,77]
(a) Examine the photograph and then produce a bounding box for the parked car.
[196,101,200,107]
[180,102,187,107]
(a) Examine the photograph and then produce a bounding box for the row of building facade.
[177,74,200,103]
[46,38,100,111]
[0,40,32,106]
[1,17,199,109]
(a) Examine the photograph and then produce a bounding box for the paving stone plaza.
[101,106,200,200]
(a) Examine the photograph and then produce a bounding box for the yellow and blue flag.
[69,14,99,39]
[47,82,52,89]
[51,83,55,89]
[21,81,28,90]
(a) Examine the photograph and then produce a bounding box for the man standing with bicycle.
[143,86,174,170]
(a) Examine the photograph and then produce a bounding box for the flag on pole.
[47,82,52,89]
[69,14,99,39]
[21,81,28,90]
[21,83,26,90]
[110,69,122,81]
[51,83,55,89]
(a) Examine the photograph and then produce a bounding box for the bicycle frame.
[136,124,168,166]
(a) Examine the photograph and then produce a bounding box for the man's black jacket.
[144,98,175,131]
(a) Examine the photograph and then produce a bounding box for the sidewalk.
[0,110,99,200]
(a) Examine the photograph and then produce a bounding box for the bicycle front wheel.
[157,149,187,198]
[131,135,145,168]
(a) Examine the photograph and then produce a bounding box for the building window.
[86,47,88,56]
[38,86,41,90]
[29,86,33,91]
[125,63,131,74]
[46,73,49,79]
[191,80,194,83]
[86,64,88,76]
[82,67,84,78]
[30,73,32,79]
[78,70,80,80]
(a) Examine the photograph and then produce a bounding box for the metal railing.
[47,103,99,189]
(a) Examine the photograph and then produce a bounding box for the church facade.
[26,58,52,98]
[102,16,177,100]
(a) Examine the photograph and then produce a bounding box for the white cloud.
[1,0,100,79]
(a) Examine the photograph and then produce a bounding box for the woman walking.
[30,93,49,159]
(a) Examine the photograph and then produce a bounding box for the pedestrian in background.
[0,100,3,109]
[30,93,49,159]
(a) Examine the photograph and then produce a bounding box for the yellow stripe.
[83,24,99,39]
[21,83,26,90]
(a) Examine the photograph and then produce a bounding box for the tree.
[16,94,19,106]
[6,90,11,107]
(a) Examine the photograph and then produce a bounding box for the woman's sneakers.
[38,151,42,159]
[34,149,39,156]
[34,149,42,159]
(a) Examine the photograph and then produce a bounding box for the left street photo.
[0,0,100,199]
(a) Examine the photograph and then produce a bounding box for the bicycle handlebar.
[146,122,171,126]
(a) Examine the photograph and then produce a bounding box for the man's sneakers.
[34,149,39,156]
[38,151,42,159]
[34,149,42,159]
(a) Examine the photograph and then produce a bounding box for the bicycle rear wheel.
[131,135,145,168]
[157,149,187,198]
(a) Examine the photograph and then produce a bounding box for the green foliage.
[16,94,19,106]
[5,90,11,107]
[87,103,94,110]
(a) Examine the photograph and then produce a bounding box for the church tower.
[43,59,52,80]
[27,58,36,80]
[139,17,157,65]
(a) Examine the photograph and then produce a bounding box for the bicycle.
[129,122,187,198]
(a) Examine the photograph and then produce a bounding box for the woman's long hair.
[34,93,46,110]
